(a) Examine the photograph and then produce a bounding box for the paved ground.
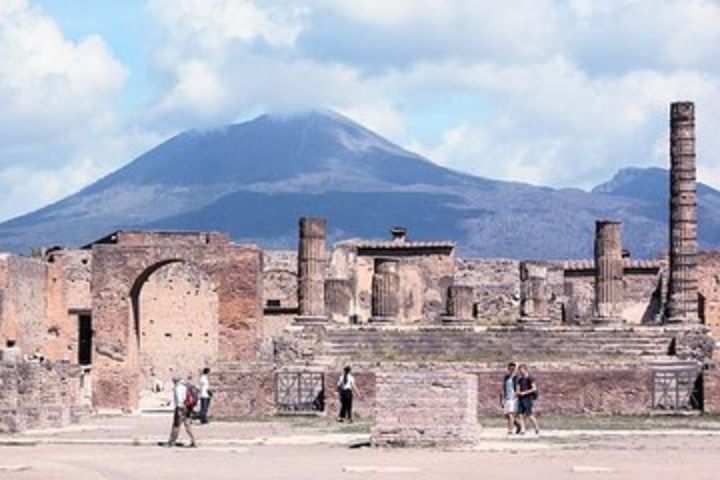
[2,415,720,479]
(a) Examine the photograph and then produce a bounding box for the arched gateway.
[89,231,262,411]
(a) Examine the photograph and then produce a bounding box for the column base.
[294,315,329,325]
[369,316,396,324]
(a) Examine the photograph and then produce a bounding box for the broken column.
[370,258,400,323]
[519,262,550,320]
[443,285,474,323]
[667,101,700,323]
[594,220,624,320]
[296,217,327,322]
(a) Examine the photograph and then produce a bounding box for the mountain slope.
[1,111,719,259]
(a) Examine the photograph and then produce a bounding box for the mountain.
[0,110,719,259]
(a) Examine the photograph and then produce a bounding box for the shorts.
[518,397,534,416]
[503,399,517,415]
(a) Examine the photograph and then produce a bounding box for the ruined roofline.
[82,229,231,248]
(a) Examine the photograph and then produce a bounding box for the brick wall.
[371,371,479,447]
[477,367,653,415]
[210,363,275,418]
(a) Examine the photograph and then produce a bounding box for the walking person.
[166,376,197,447]
[199,367,212,424]
[337,366,360,423]
[516,364,540,435]
[501,362,520,435]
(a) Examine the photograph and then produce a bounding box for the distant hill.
[1,110,719,259]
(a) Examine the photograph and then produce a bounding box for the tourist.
[516,364,540,435]
[337,365,360,423]
[501,361,520,435]
[165,376,197,447]
[199,367,212,424]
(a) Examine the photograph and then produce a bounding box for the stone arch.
[129,259,219,387]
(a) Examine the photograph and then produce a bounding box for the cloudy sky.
[1,0,719,221]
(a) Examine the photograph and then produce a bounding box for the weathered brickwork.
[0,361,89,433]
[372,370,479,447]
[138,261,219,389]
[210,363,275,418]
[90,233,262,410]
[0,255,48,353]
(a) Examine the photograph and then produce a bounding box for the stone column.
[297,217,327,322]
[520,262,549,319]
[594,220,624,320]
[667,101,700,323]
[444,285,474,323]
[370,259,400,323]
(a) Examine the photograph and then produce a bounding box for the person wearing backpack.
[501,362,521,435]
[516,364,540,435]
[166,375,197,447]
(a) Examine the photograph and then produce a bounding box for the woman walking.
[337,366,360,423]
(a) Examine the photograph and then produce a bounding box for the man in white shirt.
[337,366,361,423]
[199,367,211,424]
[166,376,196,447]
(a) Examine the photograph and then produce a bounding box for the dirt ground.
[2,415,720,480]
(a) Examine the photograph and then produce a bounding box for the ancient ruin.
[1,101,720,435]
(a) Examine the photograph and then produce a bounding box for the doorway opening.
[78,313,93,366]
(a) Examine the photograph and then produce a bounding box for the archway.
[130,261,219,397]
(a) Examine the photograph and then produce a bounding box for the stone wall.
[0,255,48,354]
[703,364,720,414]
[90,238,263,410]
[137,261,219,390]
[263,250,298,311]
[44,249,93,362]
[210,363,275,418]
[698,251,720,339]
[455,259,520,323]
[0,361,89,433]
[371,370,479,447]
[477,366,653,415]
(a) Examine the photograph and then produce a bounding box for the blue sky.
[1,0,720,220]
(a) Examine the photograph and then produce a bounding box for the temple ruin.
[2,101,720,433]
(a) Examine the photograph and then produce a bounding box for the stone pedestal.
[667,101,700,323]
[296,217,327,324]
[372,370,479,447]
[595,220,624,321]
[370,259,400,323]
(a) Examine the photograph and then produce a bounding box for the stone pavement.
[3,415,720,479]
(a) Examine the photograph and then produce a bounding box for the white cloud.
[0,1,145,220]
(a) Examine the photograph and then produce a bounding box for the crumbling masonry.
[1,101,720,432]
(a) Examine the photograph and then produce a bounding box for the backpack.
[184,383,200,410]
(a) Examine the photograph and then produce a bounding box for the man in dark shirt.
[516,364,540,435]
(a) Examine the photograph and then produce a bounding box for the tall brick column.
[594,220,623,320]
[667,101,700,323]
[296,217,327,322]
[370,258,400,323]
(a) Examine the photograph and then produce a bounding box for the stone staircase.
[321,325,681,362]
